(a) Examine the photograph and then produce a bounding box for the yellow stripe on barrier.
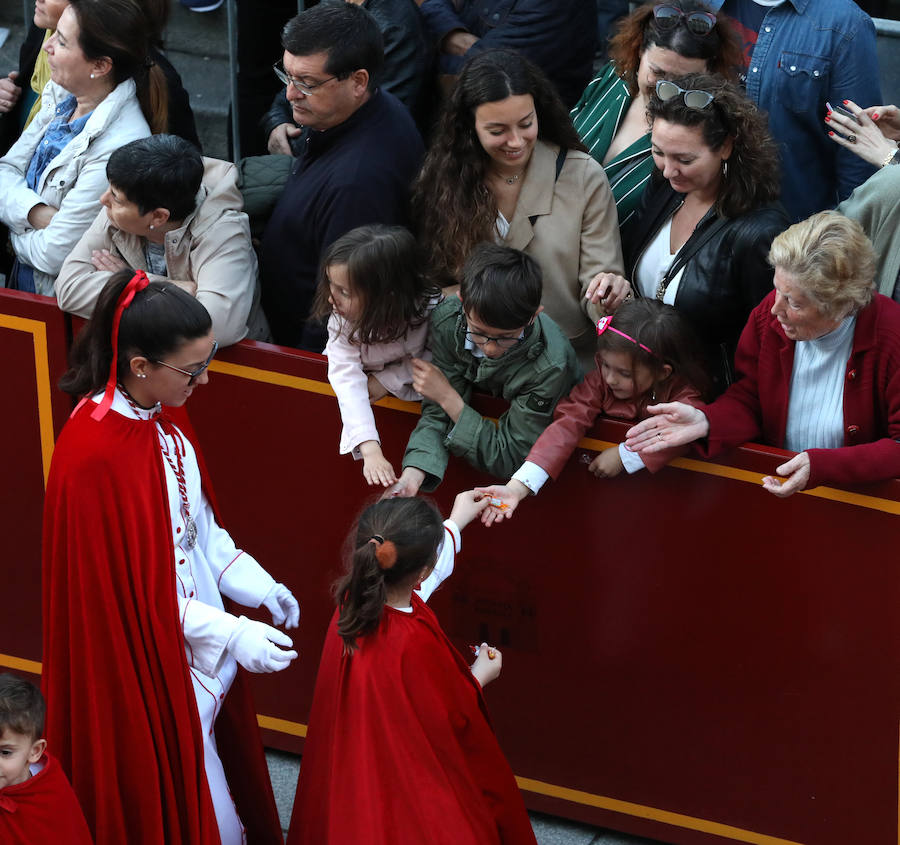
[257,714,307,737]
[515,777,804,845]
[0,314,55,486]
[0,652,42,675]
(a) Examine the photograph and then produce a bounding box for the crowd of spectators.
[0,0,896,493]
[4,0,900,841]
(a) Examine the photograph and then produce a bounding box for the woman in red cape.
[42,270,300,844]
[287,493,537,845]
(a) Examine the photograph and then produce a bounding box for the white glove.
[261,582,300,628]
[226,616,297,673]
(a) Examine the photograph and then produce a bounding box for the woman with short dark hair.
[57,134,269,346]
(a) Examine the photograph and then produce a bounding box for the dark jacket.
[622,177,790,392]
[419,0,596,108]
[261,0,432,154]
[259,89,424,350]
[0,23,201,155]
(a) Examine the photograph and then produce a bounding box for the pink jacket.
[325,304,436,456]
[526,360,703,477]
[701,291,900,489]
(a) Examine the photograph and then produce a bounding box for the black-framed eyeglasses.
[273,63,338,96]
[652,4,716,35]
[656,79,715,110]
[465,328,524,350]
[152,341,218,384]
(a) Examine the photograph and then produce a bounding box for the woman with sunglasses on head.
[571,1,741,227]
[43,269,297,844]
[588,72,790,394]
[413,48,624,370]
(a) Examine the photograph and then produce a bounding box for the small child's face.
[464,310,528,360]
[0,728,45,789]
[599,350,655,401]
[327,263,362,323]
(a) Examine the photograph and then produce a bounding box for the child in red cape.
[0,674,92,845]
[286,492,537,845]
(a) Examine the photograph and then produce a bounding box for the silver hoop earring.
[722,159,729,178]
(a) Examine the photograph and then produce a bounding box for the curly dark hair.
[412,49,587,287]
[609,0,742,95]
[646,72,780,217]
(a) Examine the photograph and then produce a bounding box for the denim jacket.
[710,0,882,221]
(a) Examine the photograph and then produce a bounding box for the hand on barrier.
[262,583,300,629]
[227,616,298,673]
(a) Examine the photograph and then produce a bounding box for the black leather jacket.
[622,177,791,392]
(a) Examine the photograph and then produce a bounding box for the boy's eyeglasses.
[152,341,218,384]
[273,63,338,96]
[655,79,715,110]
[652,4,716,36]
[465,329,524,350]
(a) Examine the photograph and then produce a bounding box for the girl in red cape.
[286,492,537,845]
[42,270,300,844]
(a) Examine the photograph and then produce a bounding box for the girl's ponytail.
[335,498,444,653]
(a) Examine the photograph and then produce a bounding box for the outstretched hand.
[762,451,810,498]
[826,100,898,167]
[625,402,709,454]
[473,481,529,526]
[448,489,490,531]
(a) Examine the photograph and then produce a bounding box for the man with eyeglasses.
[387,244,580,498]
[259,2,424,351]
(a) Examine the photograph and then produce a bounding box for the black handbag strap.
[656,213,729,301]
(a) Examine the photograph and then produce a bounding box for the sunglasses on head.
[655,79,715,110]
[652,4,716,36]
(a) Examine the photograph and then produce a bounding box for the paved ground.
[265,748,664,845]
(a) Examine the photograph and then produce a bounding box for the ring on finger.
[848,133,857,143]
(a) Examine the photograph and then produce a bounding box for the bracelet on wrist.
[880,144,900,168]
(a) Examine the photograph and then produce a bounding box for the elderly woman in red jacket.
[625,210,900,497]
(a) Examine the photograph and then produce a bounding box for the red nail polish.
[873,112,879,120]
[828,131,834,136]
[843,99,849,105]
[824,115,830,122]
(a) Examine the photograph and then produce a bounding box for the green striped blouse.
[571,62,655,228]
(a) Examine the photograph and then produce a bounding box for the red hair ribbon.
[91,270,151,421]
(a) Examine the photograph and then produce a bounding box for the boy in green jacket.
[389,243,581,495]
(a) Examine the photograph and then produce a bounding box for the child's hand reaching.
[588,446,624,478]
[473,481,530,526]
[470,643,502,688]
[448,489,491,531]
[359,441,397,487]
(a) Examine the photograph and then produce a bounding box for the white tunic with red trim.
[107,389,275,845]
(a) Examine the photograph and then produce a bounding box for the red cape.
[41,401,282,845]
[0,752,93,844]
[287,595,536,845]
